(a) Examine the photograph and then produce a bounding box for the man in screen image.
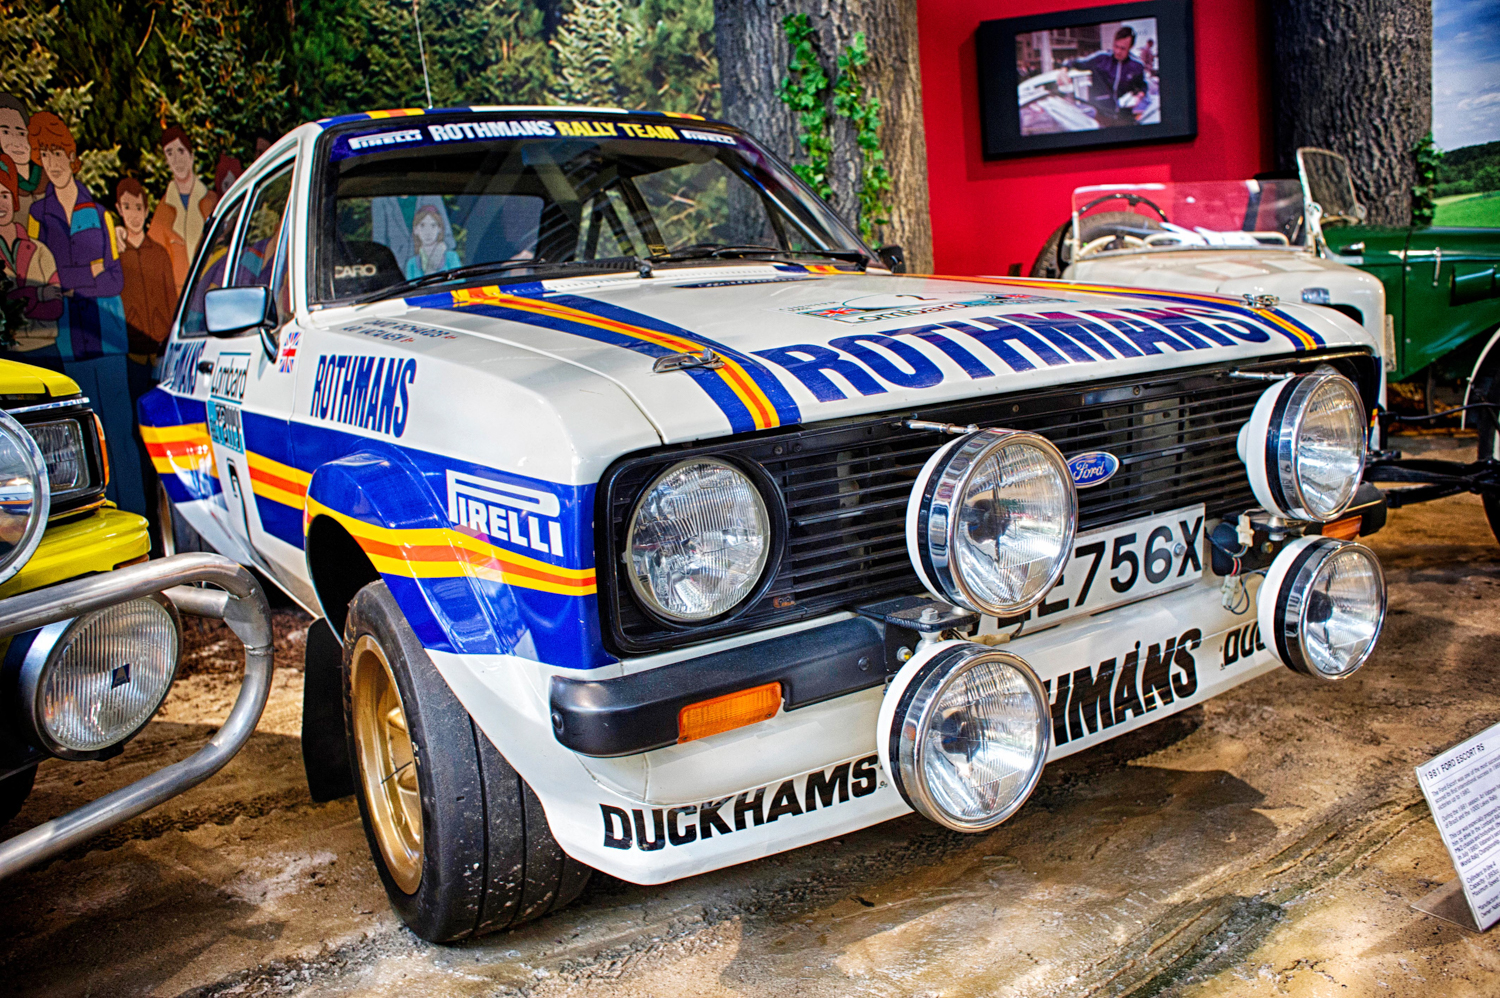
[1069,25,1148,128]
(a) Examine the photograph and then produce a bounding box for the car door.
[203,157,312,596]
[171,192,251,561]
[1403,226,1500,377]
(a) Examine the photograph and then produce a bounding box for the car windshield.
[314,114,868,303]
[1070,180,1307,260]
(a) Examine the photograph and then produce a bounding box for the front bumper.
[0,507,150,600]
[433,568,1287,885]
[0,554,272,880]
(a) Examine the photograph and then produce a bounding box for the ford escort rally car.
[141,105,1391,942]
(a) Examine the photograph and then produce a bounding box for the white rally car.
[142,106,1390,941]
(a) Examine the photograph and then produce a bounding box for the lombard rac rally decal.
[307,354,417,437]
[206,351,250,454]
[601,756,881,851]
[780,291,1065,324]
[1067,451,1120,488]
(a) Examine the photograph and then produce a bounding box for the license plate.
[1025,504,1206,629]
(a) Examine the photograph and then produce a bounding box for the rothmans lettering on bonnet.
[753,306,1273,403]
[308,354,417,438]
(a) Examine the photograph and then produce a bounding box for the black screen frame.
[977,0,1197,158]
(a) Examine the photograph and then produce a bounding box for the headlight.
[877,642,1051,831]
[28,417,91,499]
[1238,373,1366,521]
[907,428,1076,616]
[0,409,51,586]
[14,596,182,758]
[1258,535,1386,680]
[626,458,774,622]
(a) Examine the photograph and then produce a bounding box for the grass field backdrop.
[1434,191,1500,227]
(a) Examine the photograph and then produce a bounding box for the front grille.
[598,351,1375,655]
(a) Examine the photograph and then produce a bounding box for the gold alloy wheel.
[350,634,423,894]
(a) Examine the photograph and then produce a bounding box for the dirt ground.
[4,435,1500,997]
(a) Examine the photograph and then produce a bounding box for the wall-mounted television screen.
[978,1,1196,157]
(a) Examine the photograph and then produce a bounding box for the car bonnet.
[341,266,1373,444]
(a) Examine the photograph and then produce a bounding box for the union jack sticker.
[276,329,301,373]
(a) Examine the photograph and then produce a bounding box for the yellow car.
[0,359,270,876]
[0,358,151,824]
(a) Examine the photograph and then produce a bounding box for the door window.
[177,198,246,338]
[235,165,295,289]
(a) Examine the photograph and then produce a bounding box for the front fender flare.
[304,446,527,656]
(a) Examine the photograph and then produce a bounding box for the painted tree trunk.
[713,0,934,271]
[1270,0,1432,227]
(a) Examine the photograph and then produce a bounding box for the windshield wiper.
[650,244,869,268]
[350,256,650,305]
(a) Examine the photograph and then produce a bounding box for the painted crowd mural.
[0,0,716,523]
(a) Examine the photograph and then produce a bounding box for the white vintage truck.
[142,106,1389,941]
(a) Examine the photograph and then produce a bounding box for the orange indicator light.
[1322,516,1361,541]
[677,682,782,743]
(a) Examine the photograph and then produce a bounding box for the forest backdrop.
[0,0,719,202]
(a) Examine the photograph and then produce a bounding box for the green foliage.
[775,13,832,200]
[0,0,720,213]
[552,0,637,106]
[1412,131,1442,227]
[1434,139,1500,200]
[776,15,890,242]
[831,33,889,243]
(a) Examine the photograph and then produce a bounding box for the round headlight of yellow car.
[0,408,52,586]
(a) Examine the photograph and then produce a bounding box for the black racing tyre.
[157,480,208,557]
[0,765,36,828]
[1029,210,1166,278]
[341,581,590,942]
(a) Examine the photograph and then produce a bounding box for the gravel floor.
[3,435,1500,997]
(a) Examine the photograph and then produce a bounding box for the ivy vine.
[776,14,892,244]
[1412,131,1443,227]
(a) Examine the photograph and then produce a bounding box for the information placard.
[1416,721,1500,931]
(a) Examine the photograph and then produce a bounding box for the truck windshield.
[315,115,868,304]
[1070,180,1308,260]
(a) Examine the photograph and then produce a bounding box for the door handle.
[197,360,214,374]
[1433,246,1442,287]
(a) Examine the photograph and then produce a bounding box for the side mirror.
[876,245,907,274]
[205,286,273,338]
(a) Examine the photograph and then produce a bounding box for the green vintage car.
[1300,150,1500,537]
[1303,149,1500,384]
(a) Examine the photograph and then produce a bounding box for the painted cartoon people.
[114,178,178,359]
[0,94,44,220]
[0,158,62,351]
[26,111,127,361]
[148,126,219,290]
[404,204,461,278]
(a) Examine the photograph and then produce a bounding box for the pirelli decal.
[601,756,880,851]
[305,497,595,597]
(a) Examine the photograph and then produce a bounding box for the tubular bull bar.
[0,553,273,880]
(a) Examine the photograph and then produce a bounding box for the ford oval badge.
[1067,451,1119,489]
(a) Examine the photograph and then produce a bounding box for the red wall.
[917,0,1273,275]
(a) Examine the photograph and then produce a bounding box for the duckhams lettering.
[308,354,416,437]
[1222,621,1267,667]
[1045,628,1201,746]
[601,756,880,851]
[754,306,1274,403]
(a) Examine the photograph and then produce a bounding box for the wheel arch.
[1461,320,1500,427]
[302,447,526,656]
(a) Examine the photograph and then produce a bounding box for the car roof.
[314,105,730,130]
